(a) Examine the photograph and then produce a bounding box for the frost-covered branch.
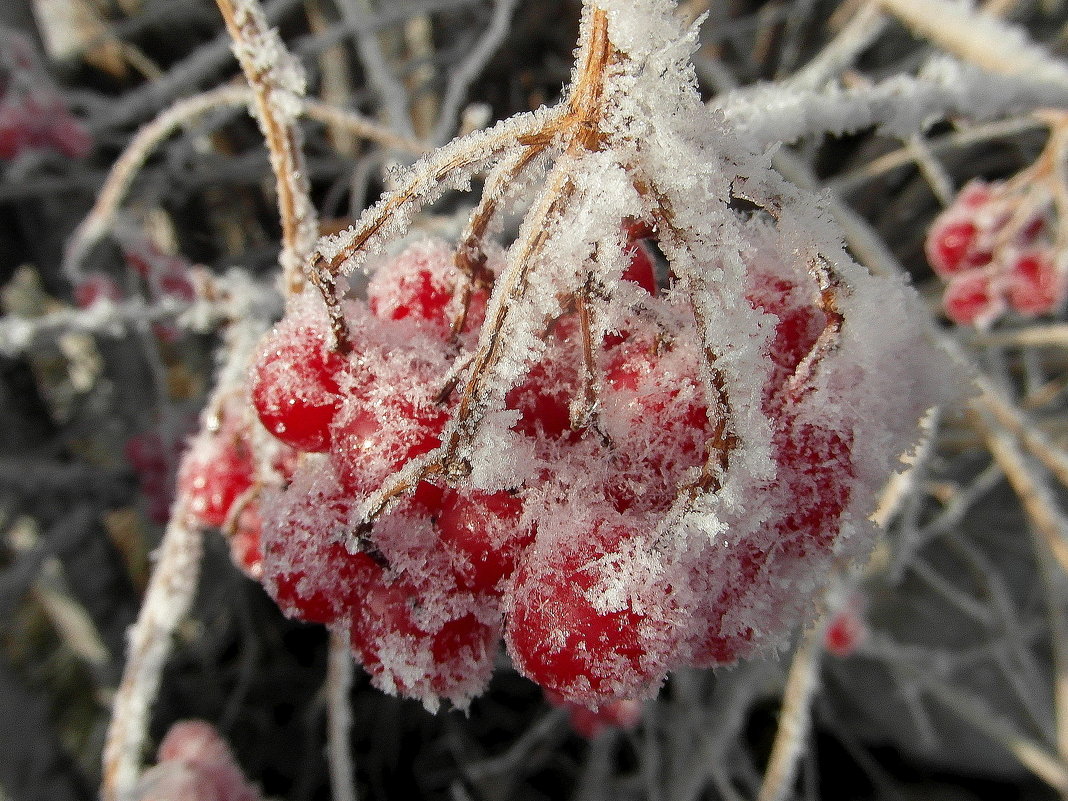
[718,60,1068,151]
[215,0,318,293]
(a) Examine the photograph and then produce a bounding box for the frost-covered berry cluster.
[927,172,1068,327]
[237,213,935,710]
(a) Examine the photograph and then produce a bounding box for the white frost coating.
[718,58,1068,150]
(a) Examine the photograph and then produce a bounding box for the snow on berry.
[943,270,1005,328]
[251,313,348,452]
[243,0,952,713]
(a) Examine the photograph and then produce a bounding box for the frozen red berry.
[252,321,348,452]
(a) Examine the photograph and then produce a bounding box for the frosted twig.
[886,646,1068,793]
[326,629,358,801]
[975,323,1068,349]
[61,84,421,284]
[974,371,1068,494]
[829,117,1044,194]
[878,0,1068,85]
[789,1,886,90]
[755,622,824,801]
[101,506,203,801]
[308,103,565,350]
[906,134,954,206]
[976,412,1068,572]
[974,410,1068,760]
[303,98,427,153]
[215,0,319,295]
[0,273,279,358]
[62,84,251,283]
[430,0,521,145]
[337,0,418,142]
[719,62,1068,152]
[102,0,304,129]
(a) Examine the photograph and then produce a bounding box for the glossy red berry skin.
[506,522,663,703]
[251,324,348,452]
[436,489,528,592]
[178,435,255,529]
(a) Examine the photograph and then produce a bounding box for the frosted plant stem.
[789,1,886,89]
[755,623,824,801]
[303,99,427,153]
[877,0,1068,85]
[975,411,1068,761]
[829,117,1043,195]
[61,83,420,285]
[326,629,358,801]
[337,0,418,143]
[976,323,1068,348]
[771,148,902,278]
[888,651,1068,793]
[216,0,319,295]
[975,371,1068,496]
[101,507,203,801]
[905,134,954,206]
[431,0,521,145]
[63,84,251,283]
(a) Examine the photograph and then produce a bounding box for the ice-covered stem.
[755,621,824,801]
[326,629,358,801]
[62,84,250,284]
[101,506,203,801]
[352,6,618,522]
[449,146,544,337]
[215,0,319,296]
[61,82,421,285]
[719,61,1068,153]
[977,411,1068,764]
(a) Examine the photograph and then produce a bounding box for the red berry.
[926,219,983,277]
[824,606,867,658]
[252,322,348,452]
[228,501,264,580]
[506,521,668,704]
[367,240,486,335]
[435,489,528,592]
[1007,249,1064,316]
[544,689,643,738]
[943,270,1004,327]
[349,570,498,704]
[74,273,123,309]
[178,432,255,529]
[622,236,657,295]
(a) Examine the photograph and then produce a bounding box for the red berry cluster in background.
[237,226,861,711]
[0,30,91,161]
[926,180,1067,327]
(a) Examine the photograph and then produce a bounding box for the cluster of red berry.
[926,180,1067,327]
[216,224,858,711]
[0,31,91,161]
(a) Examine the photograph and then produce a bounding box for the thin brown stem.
[215,0,318,293]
